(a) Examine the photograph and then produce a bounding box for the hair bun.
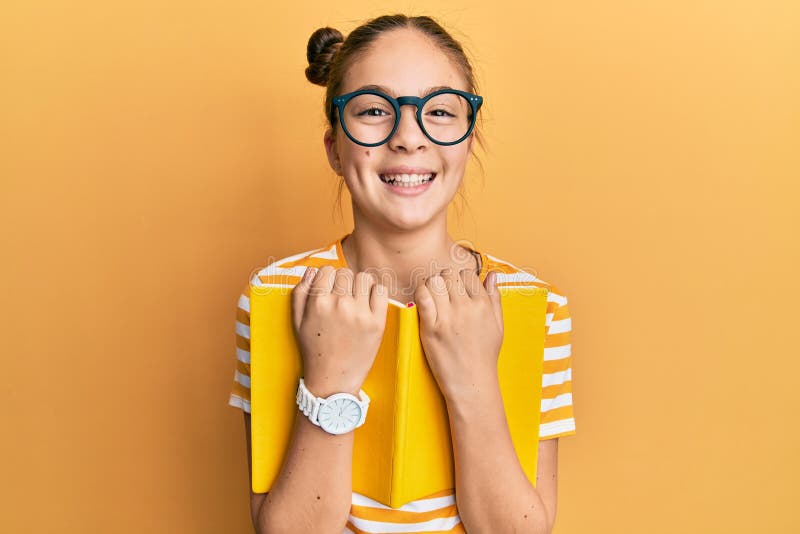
[305,27,344,86]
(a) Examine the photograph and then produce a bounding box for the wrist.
[302,376,363,398]
[443,373,502,416]
[296,377,370,436]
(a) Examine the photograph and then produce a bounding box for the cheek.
[339,144,371,168]
[352,148,375,170]
[443,147,471,170]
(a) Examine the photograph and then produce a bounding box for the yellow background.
[2,1,798,532]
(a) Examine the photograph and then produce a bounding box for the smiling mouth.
[378,173,437,186]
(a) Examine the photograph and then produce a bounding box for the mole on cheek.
[365,150,370,157]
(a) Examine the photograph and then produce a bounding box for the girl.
[229,14,576,534]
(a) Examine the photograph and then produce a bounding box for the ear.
[323,128,343,176]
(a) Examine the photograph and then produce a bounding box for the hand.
[414,268,504,402]
[291,265,389,397]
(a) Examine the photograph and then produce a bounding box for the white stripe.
[238,293,250,313]
[246,248,329,287]
[351,492,455,512]
[547,291,567,306]
[540,418,576,438]
[484,253,507,263]
[236,347,250,364]
[310,244,339,260]
[484,255,547,283]
[544,344,571,361]
[495,271,538,283]
[348,514,460,533]
[547,317,572,335]
[228,394,251,413]
[542,368,572,387]
[496,285,548,291]
[234,370,251,388]
[259,265,309,278]
[263,248,326,269]
[235,321,250,340]
[249,271,263,287]
[542,393,572,412]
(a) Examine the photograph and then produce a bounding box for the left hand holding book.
[414,268,504,402]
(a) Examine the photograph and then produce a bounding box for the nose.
[387,104,429,152]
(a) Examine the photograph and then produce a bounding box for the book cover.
[249,282,548,508]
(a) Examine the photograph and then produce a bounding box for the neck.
[341,211,479,303]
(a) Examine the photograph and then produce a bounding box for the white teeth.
[380,173,435,186]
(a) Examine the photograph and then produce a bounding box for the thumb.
[414,280,437,331]
[484,271,504,328]
[369,280,389,319]
[291,267,316,333]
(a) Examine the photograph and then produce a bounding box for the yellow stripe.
[551,303,570,321]
[542,378,572,399]
[345,520,465,534]
[236,306,250,326]
[542,357,571,374]
[540,405,573,424]
[347,488,460,528]
[350,503,458,523]
[230,381,250,400]
[282,256,341,269]
[483,259,523,275]
[235,334,250,351]
[544,331,570,347]
[420,489,455,499]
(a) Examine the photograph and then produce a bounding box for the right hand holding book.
[291,265,389,397]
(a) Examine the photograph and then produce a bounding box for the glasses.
[332,88,483,147]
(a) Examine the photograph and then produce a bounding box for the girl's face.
[324,28,474,232]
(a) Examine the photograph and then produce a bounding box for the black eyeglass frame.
[331,88,484,147]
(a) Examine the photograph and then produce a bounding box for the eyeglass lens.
[342,92,473,145]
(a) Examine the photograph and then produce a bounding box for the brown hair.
[305,14,486,223]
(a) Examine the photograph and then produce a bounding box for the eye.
[428,108,455,118]
[359,107,389,117]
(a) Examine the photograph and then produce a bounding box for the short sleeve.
[228,280,253,414]
[539,285,576,439]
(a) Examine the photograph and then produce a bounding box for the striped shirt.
[229,234,576,533]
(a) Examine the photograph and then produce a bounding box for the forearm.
[255,382,358,534]
[446,379,550,534]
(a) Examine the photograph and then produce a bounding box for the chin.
[381,211,440,232]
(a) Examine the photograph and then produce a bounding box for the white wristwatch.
[295,378,370,435]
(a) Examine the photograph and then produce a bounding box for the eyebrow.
[354,84,454,97]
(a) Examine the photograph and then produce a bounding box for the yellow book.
[249,283,549,509]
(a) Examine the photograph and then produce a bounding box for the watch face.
[318,395,362,435]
